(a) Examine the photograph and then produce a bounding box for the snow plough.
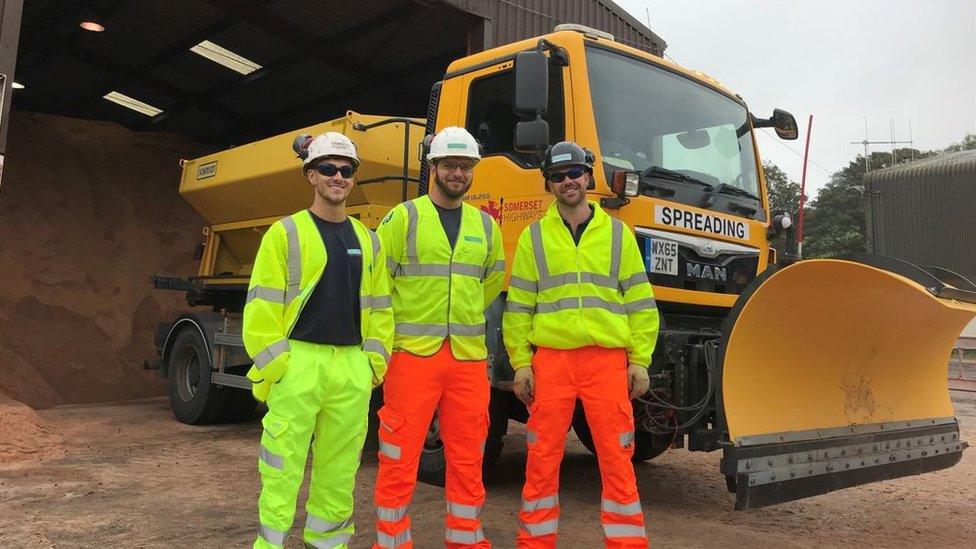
[149,25,976,508]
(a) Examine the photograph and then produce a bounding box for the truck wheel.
[417,388,511,487]
[572,402,670,462]
[222,389,257,423]
[167,328,228,424]
[417,414,446,487]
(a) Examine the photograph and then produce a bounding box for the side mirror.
[751,109,799,140]
[772,109,798,140]
[514,118,549,153]
[610,170,640,197]
[514,48,549,116]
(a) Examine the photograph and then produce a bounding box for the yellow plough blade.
[718,255,976,509]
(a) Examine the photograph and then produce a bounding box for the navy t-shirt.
[290,212,363,345]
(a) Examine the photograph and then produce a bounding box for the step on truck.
[149,25,976,509]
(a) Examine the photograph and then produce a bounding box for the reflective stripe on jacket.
[503,201,659,368]
[243,210,394,387]
[377,195,505,360]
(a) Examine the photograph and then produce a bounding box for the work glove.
[513,367,535,406]
[627,363,650,400]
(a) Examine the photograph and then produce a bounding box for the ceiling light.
[79,21,106,32]
[11,81,24,89]
[190,40,261,75]
[103,91,162,116]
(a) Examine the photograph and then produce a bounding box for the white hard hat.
[427,126,481,163]
[300,132,360,168]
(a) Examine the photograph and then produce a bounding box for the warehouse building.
[864,150,976,280]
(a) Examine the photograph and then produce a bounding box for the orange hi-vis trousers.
[373,343,491,548]
[518,346,648,549]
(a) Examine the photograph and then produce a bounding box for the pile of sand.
[0,112,207,408]
[0,390,63,465]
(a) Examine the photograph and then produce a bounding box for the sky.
[614,0,976,199]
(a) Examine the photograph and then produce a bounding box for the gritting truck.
[149,25,976,509]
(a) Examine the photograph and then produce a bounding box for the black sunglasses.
[313,162,356,178]
[546,166,587,183]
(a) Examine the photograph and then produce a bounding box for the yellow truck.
[150,25,976,509]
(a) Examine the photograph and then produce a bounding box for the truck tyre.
[167,328,229,424]
[222,389,258,423]
[572,402,670,462]
[417,388,511,487]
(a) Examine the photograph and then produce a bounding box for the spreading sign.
[654,205,749,240]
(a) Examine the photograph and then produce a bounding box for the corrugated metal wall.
[442,0,666,55]
[864,150,976,279]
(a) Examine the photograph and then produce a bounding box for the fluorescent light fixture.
[190,40,261,75]
[79,21,106,32]
[102,91,163,116]
[12,81,24,89]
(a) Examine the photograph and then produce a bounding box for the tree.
[762,161,804,258]
[945,133,976,152]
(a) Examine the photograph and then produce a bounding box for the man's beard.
[317,185,347,206]
[434,173,472,200]
[554,185,586,207]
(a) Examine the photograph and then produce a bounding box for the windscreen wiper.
[714,183,759,201]
[642,165,714,190]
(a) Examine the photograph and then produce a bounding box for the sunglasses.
[313,162,356,178]
[546,166,587,183]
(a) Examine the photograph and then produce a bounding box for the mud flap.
[718,255,976,509]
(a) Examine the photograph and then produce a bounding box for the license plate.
[644,238,679,276]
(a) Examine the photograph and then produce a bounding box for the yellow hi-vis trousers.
[255,341,373,549]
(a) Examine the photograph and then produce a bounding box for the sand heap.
[0,390,63,465]
[0,112,207,408]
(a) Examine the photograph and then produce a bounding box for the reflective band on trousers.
[260,524,288,546]
[281,215,302,303]
[603,524,647,538]
[376,529,412,548]
[363,338,391,365]
[306,514,351,533]
[260,444,284,470]
[519,518,559,536]
[379,440,401,460]
[522,495,559,512]
[306,533,352,549]
[446,528,485,544]
[535,297,625,315]
[253,338,290,369]
[619,431,635,447]
[601,499,642,515]
[446,502,482,519]
[376,505,409,522]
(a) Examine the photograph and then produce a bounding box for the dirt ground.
[1,394,975,548]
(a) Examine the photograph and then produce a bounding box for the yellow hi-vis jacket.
[503,201,659,369]
[377,195,505,360]
[243,210,394,401]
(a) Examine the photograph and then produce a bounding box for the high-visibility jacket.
[503,201,659,369]
[243,210,394,401]
[377,195,505,360]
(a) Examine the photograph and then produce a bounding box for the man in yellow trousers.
[243,132,393,548]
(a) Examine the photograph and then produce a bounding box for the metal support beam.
[0,0,24,159]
